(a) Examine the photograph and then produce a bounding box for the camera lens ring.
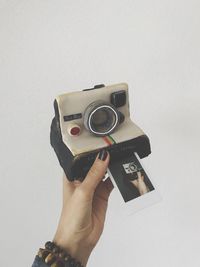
[84,101,119,136]
[88,105,118,135]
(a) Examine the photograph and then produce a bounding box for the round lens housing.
[84,101,119,136]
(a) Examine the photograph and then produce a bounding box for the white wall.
[0,1,200,266]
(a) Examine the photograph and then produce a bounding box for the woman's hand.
[53,149,113,266]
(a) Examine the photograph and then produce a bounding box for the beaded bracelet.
[37,241,84,267]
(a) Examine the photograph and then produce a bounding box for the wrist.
[37,241,86,267]
[53,236,92,266]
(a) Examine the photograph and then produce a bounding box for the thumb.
[80,149,110,195]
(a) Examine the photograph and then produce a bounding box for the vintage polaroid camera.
[50,83,151,181]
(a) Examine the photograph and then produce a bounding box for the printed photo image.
[108,153,155,203]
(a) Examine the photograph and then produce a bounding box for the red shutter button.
[70,127,80,136]
[68,124,81,136]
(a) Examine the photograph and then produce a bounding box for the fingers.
[80,149,110,196]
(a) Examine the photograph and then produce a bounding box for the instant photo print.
[107,153,161,215]
[108,153,152,203]
[50,83,151,181]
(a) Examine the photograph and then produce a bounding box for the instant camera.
[50,83,151,181]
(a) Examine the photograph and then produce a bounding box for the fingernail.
[98,149,108,161]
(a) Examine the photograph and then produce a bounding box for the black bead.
[45,241,55,250]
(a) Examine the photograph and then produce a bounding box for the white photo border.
[107,152,162,216]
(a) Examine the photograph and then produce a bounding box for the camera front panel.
[56,83,141,156]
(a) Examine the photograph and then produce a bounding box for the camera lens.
[90,106,117,133]
[84,101,119,136]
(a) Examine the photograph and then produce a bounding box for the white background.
[0,1,200,266]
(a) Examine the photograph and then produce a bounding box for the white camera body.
[50,83,151,181]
